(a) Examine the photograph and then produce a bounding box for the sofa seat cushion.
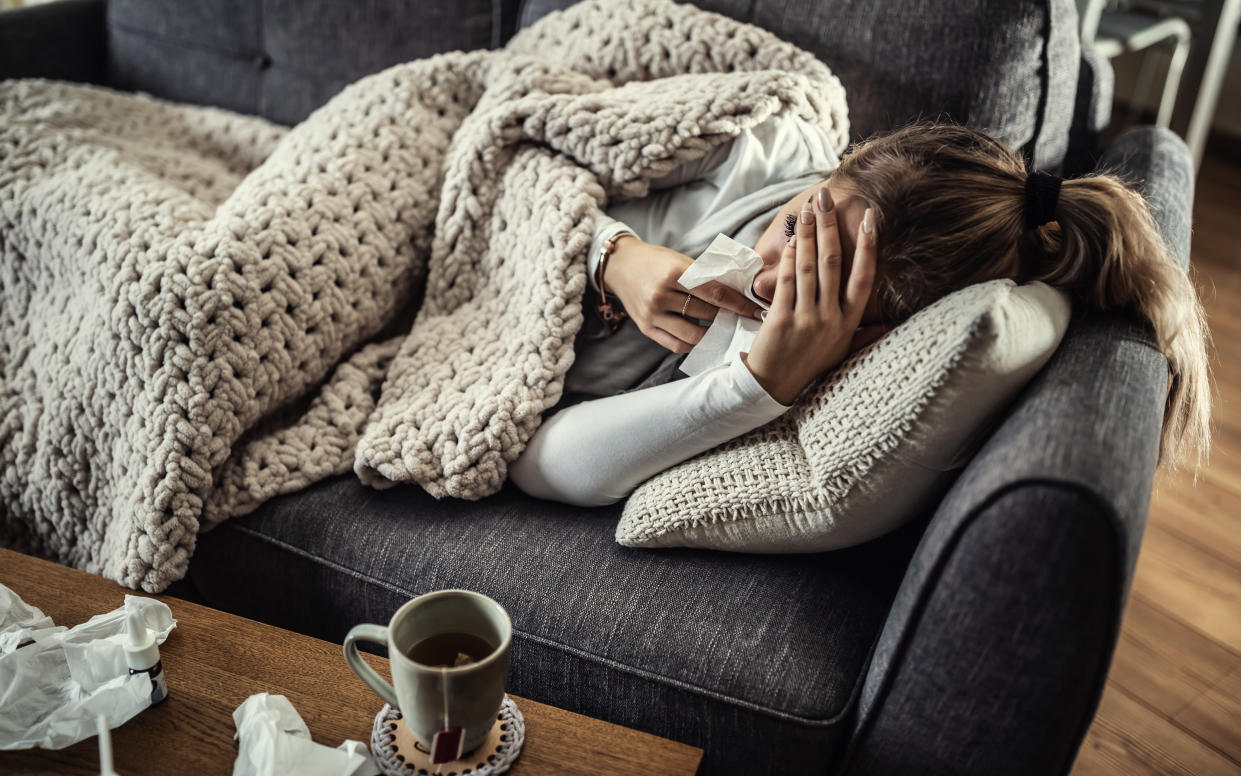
[189,474,925,774]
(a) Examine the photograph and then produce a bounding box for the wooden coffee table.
[0,548,702,775]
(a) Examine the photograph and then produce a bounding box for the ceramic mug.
[343,590,512,760]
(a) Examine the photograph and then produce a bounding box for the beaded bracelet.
[596,231,635,332]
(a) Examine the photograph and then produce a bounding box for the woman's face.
[751,176,883,323]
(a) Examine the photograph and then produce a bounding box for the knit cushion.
[616,280,1071,551]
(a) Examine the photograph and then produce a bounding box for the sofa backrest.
[104,0,1081,170]
[520,0,1082,171]
[105,0,525,127]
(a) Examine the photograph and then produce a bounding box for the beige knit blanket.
[0,0,847,591]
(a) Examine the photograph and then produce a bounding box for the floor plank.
[1130,524,1241,653]
[1073,683,1241,776]
[1174,668,1241,765]
[1108,595,1239,715]
[1148,471,1241,571]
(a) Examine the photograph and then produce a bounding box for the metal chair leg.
[1130,47,1164,126]
[1157,29,1191,129]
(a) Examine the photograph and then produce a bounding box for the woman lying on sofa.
[509,120,1210,506]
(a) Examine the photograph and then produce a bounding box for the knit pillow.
[616,280,1070,552]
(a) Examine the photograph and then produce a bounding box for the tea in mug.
[406,631,496,668]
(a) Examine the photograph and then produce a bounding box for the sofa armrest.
[0,0,106,84]
[1100,126,1195,268]
[837,127,1194,775]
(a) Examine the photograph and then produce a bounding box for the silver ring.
[759,309,768,322]
[680,293,692,318]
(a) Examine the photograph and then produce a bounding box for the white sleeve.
[509,358,789,506]
[586,215,638,292]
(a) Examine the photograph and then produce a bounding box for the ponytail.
[1025,175,1211,470]
[834,123,1211,471]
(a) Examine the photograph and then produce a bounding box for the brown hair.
[833,123,1211,471]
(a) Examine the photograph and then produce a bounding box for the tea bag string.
[441,665,449,732]
[438,665,448,775]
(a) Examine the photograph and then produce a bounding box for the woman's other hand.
[604,236,764,353]
[743,188,877,405]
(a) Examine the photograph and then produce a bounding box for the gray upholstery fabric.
[519,0,1081,171]
[1101,127,1195,268]
[105,0,524,126]
[839,484,1122,775]
[841,129,1193,775]
[840,314,1164,774]
[1066,43,1115,175]
[15,0,1086,167]
[191,479,927,775]
[0,0,106,84]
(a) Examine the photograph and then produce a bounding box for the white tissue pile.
[677,234,770,377]
[0,583,175,750]
[232,693,378,776]
[1,581,381,775]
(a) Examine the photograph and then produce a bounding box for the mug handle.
[344,623,400,707]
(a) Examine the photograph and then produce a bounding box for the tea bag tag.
[431,664,464,764]
[431,726,464,764]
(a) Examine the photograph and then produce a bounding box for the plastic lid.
[124,610,160,670]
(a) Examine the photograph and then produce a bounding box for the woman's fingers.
[795,201,818,313]
[843,208,877,325]
[679,280,762,321]
[653,313,708,351]
[814,186,842,310]
[660,291,718,322]
[645,326,691,354]
[771,234,797,313]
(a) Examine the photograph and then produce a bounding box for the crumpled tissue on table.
[0,582,176,750]
[232,693,378,776]
[677,233,771,377]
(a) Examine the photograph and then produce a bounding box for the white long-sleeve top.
[510,114,838,505]
[509,358,789,506]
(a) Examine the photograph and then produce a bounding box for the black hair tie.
[1024,170,1063,229]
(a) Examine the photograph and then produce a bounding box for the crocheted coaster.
[371,695,524,776]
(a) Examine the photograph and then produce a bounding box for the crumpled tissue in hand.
[677,234,770,377]
[0,582,176,750]
[232,693,379,776]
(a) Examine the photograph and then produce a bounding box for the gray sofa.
[0,0,1194,773]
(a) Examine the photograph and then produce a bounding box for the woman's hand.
[743,189,877,405]
[604,235,764,353]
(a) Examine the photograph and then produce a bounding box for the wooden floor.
[1070,148,1241,774]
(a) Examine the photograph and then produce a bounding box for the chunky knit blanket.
[0,0,847,591]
